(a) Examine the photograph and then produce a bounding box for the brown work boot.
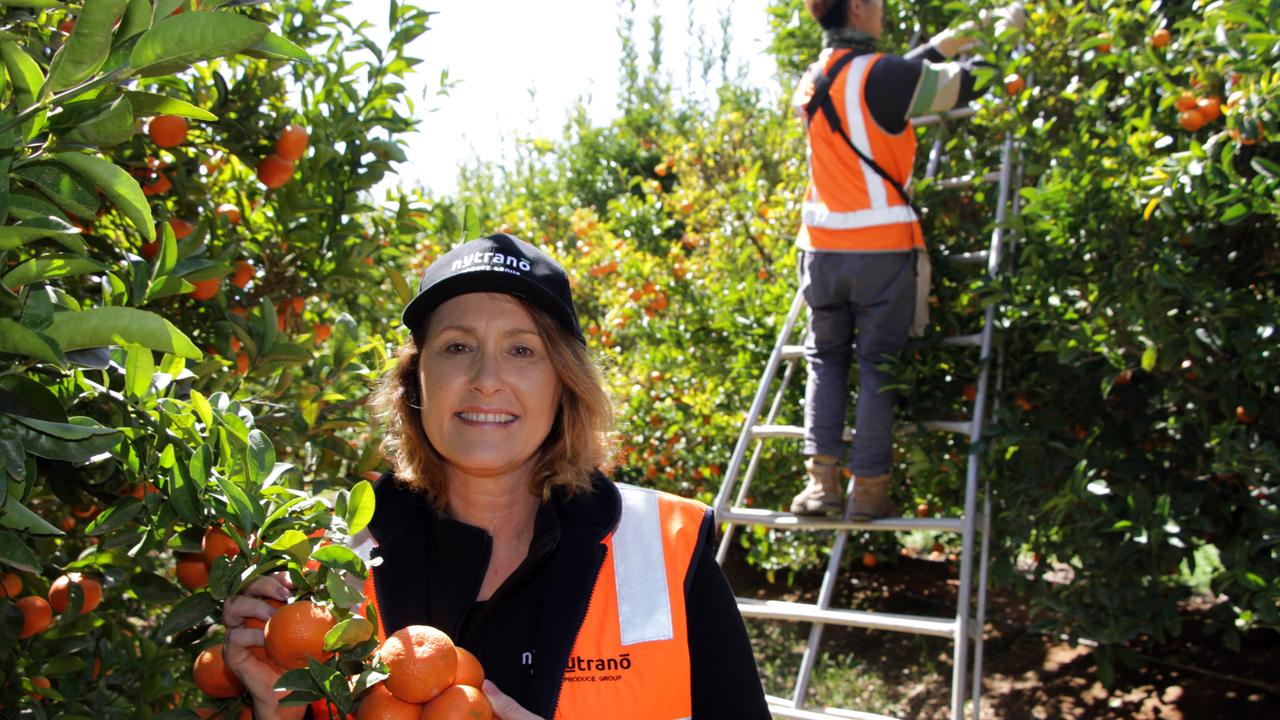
[849,473,895,522]
[790,456,843,516]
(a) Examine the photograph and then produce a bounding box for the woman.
[222,234,770,719]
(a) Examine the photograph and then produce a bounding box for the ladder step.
[737,598,956,638]
[910,106,977,128]
[942,250,989,265]
[751,421,971,440]
[766,697,901,720]
[935,171,1001,190]
[940,332,983,348]
[781,344,805,361]
[718,507,964,534]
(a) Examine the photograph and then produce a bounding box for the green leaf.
[159,591,218,636]
[346,480,375,536]
[387,267,413,306]
[167,456,203,526]
[274,667,324,699]
[124,90,217,121]
[130,11,268,76]
[0,217,82,251]
[266,529,311,566]
[7,414,117,441]
[245,428,276,486]
[116,0,154,42]
[1220,202,1250,225]
[191,389,213,428]
[124,344,156,399]
[0,41,48,139]
[2,415,120,462]
[63,95,137,146]
[52,152,155,242]
[1140,344,1157,373]
[215,474,259,533]
[322,617,374,653]
[311,545,364,574]
[0,319,64,364]
[244,32,312,64]
[44,0,131,93]
[45,306,202,359]
[0,374,67,422]
[0,530,41,573]
[12,163,99,219]
[2,254,109,288]
[1251,157,1280,178]
[0,493,64,536]
[83,497,144,536]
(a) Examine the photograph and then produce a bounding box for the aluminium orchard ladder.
[713,106,1024,720]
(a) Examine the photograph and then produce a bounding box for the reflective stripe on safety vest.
[798,50,922,252]
[554,484,705,720]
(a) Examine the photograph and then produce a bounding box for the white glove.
[932,21,979,58]
[987,2,1026,36]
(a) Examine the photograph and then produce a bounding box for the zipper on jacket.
[548,543,608,718]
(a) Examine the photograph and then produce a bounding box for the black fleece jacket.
[360,472,770,719]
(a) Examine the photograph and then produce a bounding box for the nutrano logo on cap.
[450,250,532,275]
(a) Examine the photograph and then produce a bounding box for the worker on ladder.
[789,0,1024,519]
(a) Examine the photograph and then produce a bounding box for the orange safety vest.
[553,484,704,720]
[798,49,923,252]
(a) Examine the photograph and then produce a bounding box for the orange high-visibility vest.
[799,49,923,252]
[553,484,705,720]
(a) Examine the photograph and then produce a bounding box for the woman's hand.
[482,680,545,720]
[222,573,305,720]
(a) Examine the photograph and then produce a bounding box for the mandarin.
[421,685,492,720]
[193,645,245,698]
[276,125,310,162]
[149,115,188,148]
[48,572,103,614]
[257,154,295,189]
[17,596,53,638]
[0,572,22,598]
[453,646,484,688]
[356,683,421,720]
[190,278,220,301]
[202,527,240,564]
[177,552,211,590]
[377,625,457,703]
[265,600,336,670]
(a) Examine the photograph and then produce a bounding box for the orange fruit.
[0,572,22,598]
[1178,109,1205,132]
[17,596,54,638]
[1150,28,1171,48]
[177,552,211,590]
[190,278,220,301]
[202,527,240,564]
[861,552,878,569]
[231,260,255,289]
[59,516,76,532]
[28,675,51,701]
[71,503,99,520]
[1236,406,1256,425]
[265,600,337,670]
[275,124,310,162]
[168,217,194,239]
[355,683,421,720]
[48,572,103,614]
[313,323,332,343]
[453,646,485,688]
[192,645,245,699]
[141,241,160,260]
[149,115,188,148]
[963,384,977,402]
[1015,394,1034,412]
[377,625,457,703]
[235,352,250,375]
[1003,73,1024,96]
[257,154,295,189]
[421,685,492,720]
[1095,33,1111,53]
[244,597,285,663]
[59,18,75,34]
[1174,92,1198,112]
[142,172,171,196]
[216,203,242,225]
[1196,96,1221,123]
[915,503,931,518]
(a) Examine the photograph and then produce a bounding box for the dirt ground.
[722,551,1279,719]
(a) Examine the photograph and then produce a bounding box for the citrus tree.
[0,0,434,716]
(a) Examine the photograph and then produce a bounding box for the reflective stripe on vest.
[554,484,706,720]
[799,50,922,252]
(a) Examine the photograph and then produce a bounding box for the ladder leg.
[971,486,994,718]
[793,525,853,707]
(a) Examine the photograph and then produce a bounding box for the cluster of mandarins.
[2,570,103,641]
[176,526,241,591]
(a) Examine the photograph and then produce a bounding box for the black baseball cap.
[401,233,584,345]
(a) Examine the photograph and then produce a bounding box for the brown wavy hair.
[369,297,614,508]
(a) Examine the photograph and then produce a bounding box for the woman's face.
[417,292,563,483]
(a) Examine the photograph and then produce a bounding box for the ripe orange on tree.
[176,552,211,590]
[1095,32,1112,53]
[202,526,240,564]
[28,675,51,700]
[377,624,458,703]
[1149,28,1171,48]
[422,685,493,720]
[0,572,22,598]
[168,217,194,239]
[275,124,310,162]
[1196,96,1221,122]
[232,260,255,289]
[264,600,337,670]
[1178,109,1205,132]
[193,645,245,699]
[355,683,421,720]
[313,323,332,343]
[48,572,103,614]
[1003,73,1024,96]
[216,203,243,225]
[141,240,161,260]
[149,115,189,148]
[17,595,54,638]
[861,552,878,569]
[1236,405,1257,425]
[190,278,220,301]
[454,646,485,688]
[1174,92,1198,112]
[257,154,295,189]
[235,352,250,375]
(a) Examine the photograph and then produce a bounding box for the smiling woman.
[220,234,770,719]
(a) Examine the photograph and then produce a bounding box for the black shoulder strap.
[804,51,920,219]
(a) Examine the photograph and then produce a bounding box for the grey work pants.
[799,250,915,477]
